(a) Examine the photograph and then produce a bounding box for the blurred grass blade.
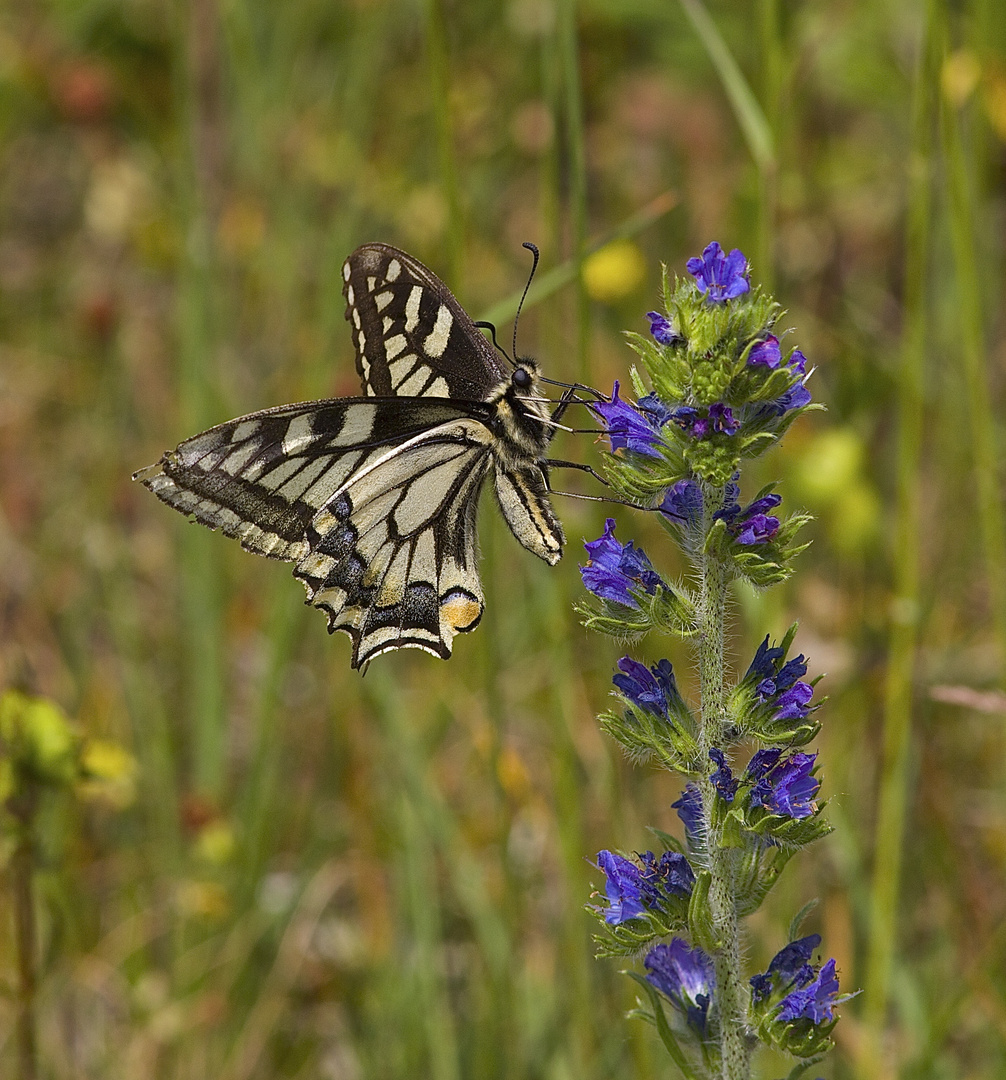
[941,52,1006,671]
[557,0,590,380]
[477,191,678,326]
[678,0,775,172]
[423,0,463,291]
[860,3,939,1074]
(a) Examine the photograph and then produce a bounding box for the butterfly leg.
[544,458,611,488]
[549,385,580,425]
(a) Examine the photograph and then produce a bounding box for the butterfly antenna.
[473,320,514,365]
[513,242,540,360]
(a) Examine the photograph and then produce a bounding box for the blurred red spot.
[54,61,114,123]
[80,290,118,341]
[180,792,218,834]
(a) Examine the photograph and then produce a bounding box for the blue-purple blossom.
[645,939,716,1034]
[749,752,820,818]
[613,657,679,720]
[773,682,815,721]
[671,402,740,439]
[709,748,738,802]
[716,492,782,546]
[646,311,680,346]
[596,849,695,925]
[593,381,666,458]
[597,850,647,923]
[581,519,665,608]
[673,784,703,840]
[640,850,696,899]
[745,637,816,723]
[750,934,821,1003]
[709,402,740,434]
[760,380,812,419]
[789,349,808,374]
[746,635,786,683]
[735,513,780,545]
[659,479,704,527]
[776,958,842,1024]
[748,335,782,368]
[686,242,750,303]
[637,392,673,429]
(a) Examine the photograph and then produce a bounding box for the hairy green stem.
[697,484,751,1080]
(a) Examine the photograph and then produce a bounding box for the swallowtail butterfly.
[135,243,568,668]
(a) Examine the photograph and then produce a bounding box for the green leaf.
[687,870,719,951]
[783,1052,828,1080]
[788,899,820,942]
[625,971,699,1079]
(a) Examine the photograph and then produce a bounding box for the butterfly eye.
[512,367,533,390]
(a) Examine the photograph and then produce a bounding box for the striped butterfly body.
[135,243,565,668]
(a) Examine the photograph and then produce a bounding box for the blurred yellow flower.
[177,880,231,921]
[0,690,79,787]
[942,49,981,107]
[583,240,646,304]
[194,818,237,865]
[78,738,138,809]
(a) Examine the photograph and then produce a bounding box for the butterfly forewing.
[135,397,486,563]
[343,243,508,400]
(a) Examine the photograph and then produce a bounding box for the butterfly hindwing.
[294,419,493,666]
[343,243,508,400]
[135,397,488,563]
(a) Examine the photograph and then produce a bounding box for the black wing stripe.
[343,243,507,400]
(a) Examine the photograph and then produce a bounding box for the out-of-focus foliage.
[0,0,1004,1077]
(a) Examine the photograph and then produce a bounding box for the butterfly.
[135,242,574,669]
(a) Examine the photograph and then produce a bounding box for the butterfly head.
[511,358,540,395]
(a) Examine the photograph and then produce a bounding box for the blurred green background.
[1,0,1005,1076]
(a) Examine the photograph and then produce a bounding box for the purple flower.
[709,402,740,434]
[745,747,783,781]
[686,242,750,303]
[593,381,666,458]
[596,849,695,925]
[760,380,812,419]
[748,335,782,368]
[735,513,780,545]
[671,403,739,439]
[672,784,703,840]
[659,479,704,527]
[744,637,815,722]
[751,934,821,1003]
[646,311,680,346]
[772,681,815,721]
[580,519,665,608]
[597,850,646,924]
[749,752,820,818]
[788,348,808,374]
[746,636,786,684]
[640,849,696,899]
[613,657,679,720]
[645,939,716,1034]
[717,492,782,546]
[776,958,842,1024]
[637,392,673,428]
[709,747,738,802]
